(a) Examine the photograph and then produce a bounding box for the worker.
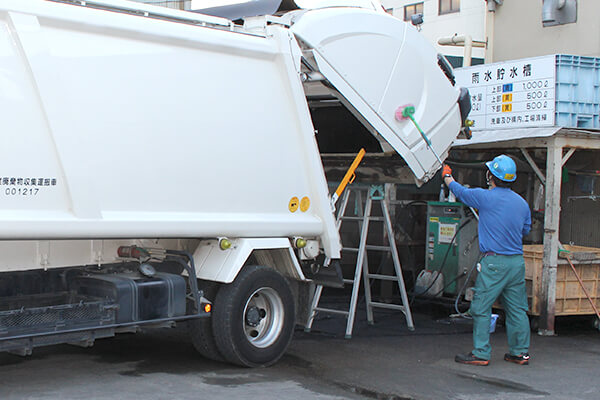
[443,155,531,366]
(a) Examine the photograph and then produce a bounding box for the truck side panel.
[0,1,339,257]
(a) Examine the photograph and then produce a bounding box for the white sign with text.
[454,55,556,130]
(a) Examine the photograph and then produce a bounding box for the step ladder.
[305,185,415,338]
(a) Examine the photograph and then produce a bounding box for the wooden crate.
[524,244,600,316]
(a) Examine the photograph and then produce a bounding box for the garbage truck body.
[0,0,469,366]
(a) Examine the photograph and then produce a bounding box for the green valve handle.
[395,104,415,121]
[396,104,431,147]
[395,104,443,166]
[401,105,416,118]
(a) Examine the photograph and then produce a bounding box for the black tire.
[212,265,295,367]
[188,281,225,362]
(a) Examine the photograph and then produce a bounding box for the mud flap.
[302,258,344,288]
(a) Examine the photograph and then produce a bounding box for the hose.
[409,217,473,304]
[426,232,479,298]
[452,255,481,318]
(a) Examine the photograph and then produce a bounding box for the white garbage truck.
[0,0,470,366]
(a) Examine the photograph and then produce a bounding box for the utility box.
[425,202,479,295]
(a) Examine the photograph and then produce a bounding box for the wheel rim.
[242,287,285,348]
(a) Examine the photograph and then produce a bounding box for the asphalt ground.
[297,300,600,400]
[0,301,598,400]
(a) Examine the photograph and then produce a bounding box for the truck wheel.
[188,281,225,362]
[212,265,295,367]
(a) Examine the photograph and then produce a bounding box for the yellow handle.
[334,148,366,198]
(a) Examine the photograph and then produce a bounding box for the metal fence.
[560,174,600,248]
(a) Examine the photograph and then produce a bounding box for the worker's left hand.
[442,164,452,177]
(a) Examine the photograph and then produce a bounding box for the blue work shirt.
[449,181,531,255]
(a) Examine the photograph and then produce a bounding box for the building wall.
[381,0,486,64]
[492,0,600,62]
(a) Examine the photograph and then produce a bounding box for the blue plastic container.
[489,313,499,333]
[555,54,600,129]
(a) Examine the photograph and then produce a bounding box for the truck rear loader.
[0,0,470,367]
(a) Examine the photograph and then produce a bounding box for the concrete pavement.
[0,306,597,400]
[295,305,600,400]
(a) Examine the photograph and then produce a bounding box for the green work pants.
[470,254,530,360]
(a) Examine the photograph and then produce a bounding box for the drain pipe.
[484,0,502,62]
[437,35,486,67]
[543,0,567,23]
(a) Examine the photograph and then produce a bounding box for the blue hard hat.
[486,155,517,182]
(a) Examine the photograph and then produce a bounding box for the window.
[439,0,460,15]
[404,2,424,21]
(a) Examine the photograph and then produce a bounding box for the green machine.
[425,202,480,295]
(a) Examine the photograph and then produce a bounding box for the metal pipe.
[437,35,485,67]
[463,35,472,67]
[542,0,557,23]
[485,6,495,62]
[166,250,202,313]
[438,35,486,48]
[568,195,599,201]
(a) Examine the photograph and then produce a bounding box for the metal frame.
[48,0,237,30]
[0,312,209,343]
[305,185,414,338]
[0,251,209,353]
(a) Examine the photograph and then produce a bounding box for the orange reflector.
[204,304,212,313]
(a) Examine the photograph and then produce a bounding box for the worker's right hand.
[442,164,452,177]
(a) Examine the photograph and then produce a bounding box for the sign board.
[454,55,556,130]
[438,223,457,244]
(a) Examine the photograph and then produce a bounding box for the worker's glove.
[442,164,452,178]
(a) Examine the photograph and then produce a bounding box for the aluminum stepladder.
[305,184,415,338]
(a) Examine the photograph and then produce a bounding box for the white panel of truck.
[0,0,340,256]
[290,8,461,182]
[0,0,465,273]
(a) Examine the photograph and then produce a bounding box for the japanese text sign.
[454,55,556,130]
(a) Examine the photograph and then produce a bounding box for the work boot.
[504,353,530,365]
[454,352,489,366]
